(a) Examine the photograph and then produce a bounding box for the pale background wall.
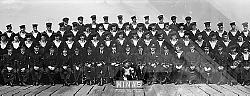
[0,0,249,32]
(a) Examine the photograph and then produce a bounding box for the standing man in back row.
[184,16,192,31]
[77,16,85,33]
[170,16,179,32]
[62,17,72,32]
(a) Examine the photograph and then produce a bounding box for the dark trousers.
[45,67,59,83]
[59,67,72,83]
[240,67,250,84]
[30,67,44,83]
[1,68,16,84]
[228,67,240,83]
[17,68,29,83]
[172,67,184,83]
[72,65,83,83]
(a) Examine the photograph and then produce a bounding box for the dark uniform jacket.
[2,53,15,68]
[43,52,58,67]
[15,52,30,69]
[30,52,43,67]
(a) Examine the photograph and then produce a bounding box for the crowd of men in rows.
[0,14,250,87]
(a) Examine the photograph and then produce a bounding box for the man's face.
[176,47,181,52]
[118,18,123,22]
[172,35,177,39]
[172,19,176,23]
[244,49,248,53]
[119,34,123,38]
[218,47,223,51]
[197,35,202,40]
[165,25,169,29]
[87,49,92,53]
[180,26,184,30]
[100,46,104,50]
[231,48,236,53]
[205,26,210,30]
[112,26,116,31]
[243,26,248,30]
[218,26,223,30]
[112,47,116,51]
[192,25,196,29]
[8,49,12,53]
[63,21,68,25]
[34,47,39,52]
[231,25,236,29]
[132,18,136,22]
[92,19,96,23]
[50,49,54,53]
[55,36,60,40]
[151,48,155,52]
[133,34,138,39]
[1,36,6,41]
[67,37,73,41]
[204,48,209,52]
[105,35,110,40]
[93,36,97,40]
[159,19,163,22]
[73,26,77,30]
[41,36,46,40]
[238,36,243,41]
[99,26,103,30]
[80,36,85,40]
[78,19,83,24]
[63,50,67,54]
[190,46,195,52]
[138,48,143,52]
[125,25,130,30]
[223,35,228,40]
[60,26,65,31]
[164,48,169,53]
[33,27,37,31]
[186,20,191,24]
[104,19,108,23]
[158,34,163,39]
[184,35,189,39]
[138,26,143,30]
[47,27,51,30]
[152,26,156,30]
[145,34,150,39]
[26,37,31,41]
[21,48,25,53]
[211,35,216,40]
[7,27,12,31]
[75,50,79,54]
[145,19,149,23]
[86,27,90,32]
[14,36,19,41]
[126,47,130,51]
[20,28,25,32]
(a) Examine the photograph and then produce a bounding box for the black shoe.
[9,82,14,86]
[241,82,245,86]
[230,82,233,86]
[66,83,70,86]
[174,82,178,85]
[33,82,36,86]
[36,82,40,86]
[20,82,26,86]
[75,82,79,85]
[64,81,70,86]
[51,82,55,86]
[189,81,193,85]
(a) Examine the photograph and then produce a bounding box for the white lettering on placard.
[115,81,143,89]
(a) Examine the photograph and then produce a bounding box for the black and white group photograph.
[0,0,250,95]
